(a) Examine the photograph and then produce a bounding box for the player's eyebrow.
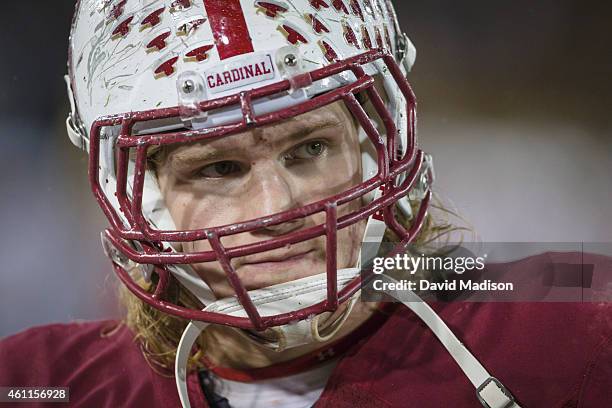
[169,116,343,167]
[283,118,342,140]
[169,149,225,167]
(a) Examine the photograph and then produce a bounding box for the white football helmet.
[67,0,431,333]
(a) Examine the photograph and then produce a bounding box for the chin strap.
[175,268,360,408]
[201,268,361,351]
[379,275,520,408]
[233,295,358,352]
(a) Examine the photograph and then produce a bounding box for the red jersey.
[1,254,611,407]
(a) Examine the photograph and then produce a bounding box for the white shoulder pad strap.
[380,275,521,408]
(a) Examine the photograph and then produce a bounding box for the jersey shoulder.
[0,320,182,407]
[1,320,132,382]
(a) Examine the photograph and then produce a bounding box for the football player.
[1,1,610,407]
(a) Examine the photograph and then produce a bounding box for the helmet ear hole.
[355,91,368,106]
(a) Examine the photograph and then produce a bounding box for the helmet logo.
[280,24,309,45]
[111,16,133,39]
[154,56,180,78]
[361,25,373,49]
[342,22,360,49]
[176,17,207,36]
[308,0,330,10]
[374,26,383,49]
[255,1,288,18]
[146,31,172,52]
[319,40,339,62]
[332,0,349,14]
[306,13,330,34]
[170,0,192,13]
[108,0,127,22]
[185,44,215,62]
[140,7,165,30]
[350,0,364,21]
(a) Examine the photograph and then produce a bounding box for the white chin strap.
[204,270,360,352]
[175,268,360,408]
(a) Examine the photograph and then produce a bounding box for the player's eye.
[285,140,328,161]
[197,161,243,178]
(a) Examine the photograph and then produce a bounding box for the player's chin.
[235,250,326,291]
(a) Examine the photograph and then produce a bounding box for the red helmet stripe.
[203,0,255,60]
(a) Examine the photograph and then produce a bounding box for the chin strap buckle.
[477,377,518,408]
[64,75,89,151]
[66,114,89,152]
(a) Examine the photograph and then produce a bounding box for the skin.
[156,101,377,368]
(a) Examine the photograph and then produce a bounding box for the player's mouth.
[235,249,320,289]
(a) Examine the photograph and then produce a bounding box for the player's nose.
[249,161,305,236]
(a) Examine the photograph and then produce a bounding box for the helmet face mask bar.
[91,49,431,331]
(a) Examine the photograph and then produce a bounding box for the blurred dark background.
[1,1,611,336]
